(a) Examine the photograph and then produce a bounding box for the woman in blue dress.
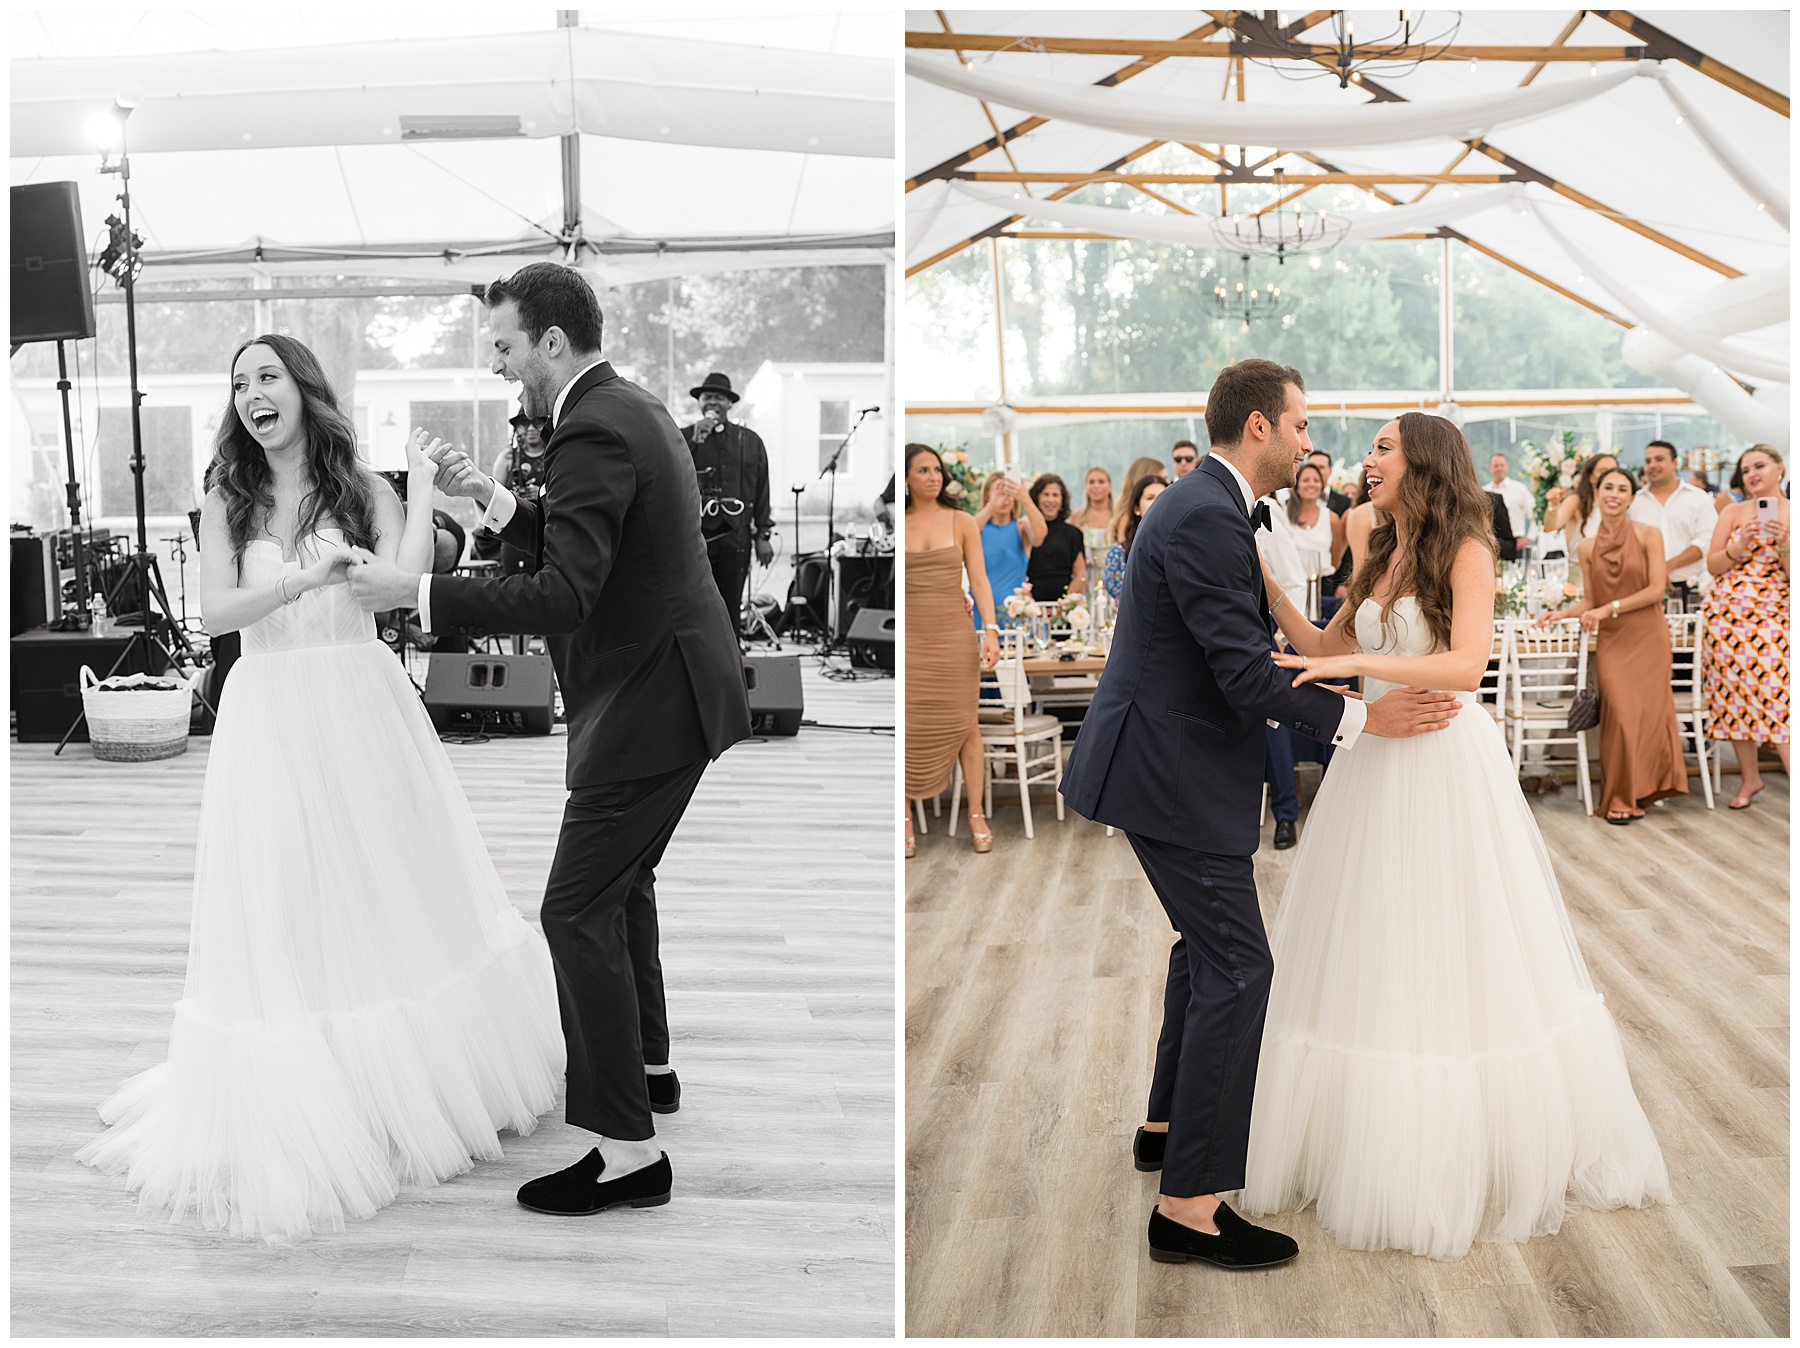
[973,472,1046,625]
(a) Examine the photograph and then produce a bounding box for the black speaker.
[846,606,895,671]
[11,534,56,636]
[833,554,895,637]
[12,182,96,345]
[743,654,802,736]
[422,651,556,735]
[11,628,151,742]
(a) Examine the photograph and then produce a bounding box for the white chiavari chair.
[951,629,1065,840]
[1665,613,1714,809]
[1508,623,1594,816]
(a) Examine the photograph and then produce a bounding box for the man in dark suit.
[347,262,751,1217]
[1059,358,1459,1269]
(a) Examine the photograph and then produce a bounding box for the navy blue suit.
[1059,454,1352,1197]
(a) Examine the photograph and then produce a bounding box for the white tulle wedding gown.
[78,530,565,1243]
[1239,597,1670,1259]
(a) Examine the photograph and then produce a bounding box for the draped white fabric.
[905,54,1654,152]
[1534,206,1790,384]
[1656,70,1790,231]
[14,28,892,160]
[943,181,1526,252]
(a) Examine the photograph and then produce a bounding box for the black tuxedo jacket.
[1060,455,1350,855]
[428,362,751,787]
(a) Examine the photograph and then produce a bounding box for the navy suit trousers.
[1130,833,1273,1198]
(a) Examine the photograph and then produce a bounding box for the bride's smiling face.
[1361,420,1405,513]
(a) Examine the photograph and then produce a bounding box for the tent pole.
[991,236,1012,470]
[1440,236,1454,407]
[558,10,581,255]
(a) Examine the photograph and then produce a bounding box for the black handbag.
[1565,656,1600,733]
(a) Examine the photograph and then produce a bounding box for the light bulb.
[89,113,121,150]
[1470,57,1479,71]
[1674,115,1684,125]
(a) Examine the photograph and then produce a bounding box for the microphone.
[857,406,881,415]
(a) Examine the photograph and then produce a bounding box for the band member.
[681,372,773,637]
[482,409,551,576]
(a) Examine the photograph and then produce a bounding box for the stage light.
[115,81,144,111]
[89,114,121,151]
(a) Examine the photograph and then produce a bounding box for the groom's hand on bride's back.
[1361,686,1460,738]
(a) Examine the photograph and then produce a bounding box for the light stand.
[56,90,210,754]
[816,406,875,654]
[49,339,91,629]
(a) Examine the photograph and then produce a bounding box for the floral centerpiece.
[1518,431,1590,526]
[936,443,989,514]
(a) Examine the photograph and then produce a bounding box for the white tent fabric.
[12,10,894,286]
[1534,205,1789,383]
[1656,69,1789,229]
[14,29,891,160]
[944,181,1527,254]
[906,51,1653,151]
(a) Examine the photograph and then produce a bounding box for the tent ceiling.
[904,9,1787,330]
[11,7,894,287]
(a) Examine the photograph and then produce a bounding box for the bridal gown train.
[78,530,566,1243]
[1238,598,1670,1260]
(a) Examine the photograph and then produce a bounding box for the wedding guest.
[1101,475,1166,602]
[1545,452,1618,585]
[1305,448,1352,515]
[1171,440,1201,479]
[973,471,1047,625]
[1025,473,1087,602]
[1540,467,1686,823]
[1279,461,1345,593]
[1485,452,1534,556]
[1702,444,1790,809]
[904,445,1001,856]
[1341,468,1375,587]
[1487,491,1520,563]
[1629,439,1715,611]
[1070,466,1115,572]
[1110,456,1171,542]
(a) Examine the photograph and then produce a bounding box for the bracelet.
[1611,600,1620,619]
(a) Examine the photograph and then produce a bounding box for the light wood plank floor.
[906,766,1788,1337]
[13,658,895,1337]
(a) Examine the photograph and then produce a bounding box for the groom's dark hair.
[1206,359,1304,448]
[485,263,604,355]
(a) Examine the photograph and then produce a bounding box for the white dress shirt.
[1485,476,1534,540]
[1209,453,1364,750]
[418,359,606,627]
[1628,480,1715,586]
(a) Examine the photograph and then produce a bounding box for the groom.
[347,262,751,1215]
[1060,358,1458,1268]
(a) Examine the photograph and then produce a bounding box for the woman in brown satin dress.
[1541,467,1687,823]
[904,445,999,857]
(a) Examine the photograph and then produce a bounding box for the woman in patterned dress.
[1702,444,1789,809]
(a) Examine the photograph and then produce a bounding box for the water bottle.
[91,592,110,635]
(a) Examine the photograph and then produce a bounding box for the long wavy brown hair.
[1572,451,1619,532]
[1343,413,1496,651]
[206,334,379,567]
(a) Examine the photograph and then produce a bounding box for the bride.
[1240,412,1669,1260]
[77,335,564,1242]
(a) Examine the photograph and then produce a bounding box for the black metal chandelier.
[1242,10,1463,89]
[1218,170,1351,262]
[1211,254,1291,327]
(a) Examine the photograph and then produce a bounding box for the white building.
[738,361,891,536]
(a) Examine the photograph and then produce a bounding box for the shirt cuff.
[482,481,518,533]
[416,574,433,632]
[1332,694,1367,750]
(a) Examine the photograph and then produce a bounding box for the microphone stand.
[816,406,874,655]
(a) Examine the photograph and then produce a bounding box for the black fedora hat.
[689,371,739,403]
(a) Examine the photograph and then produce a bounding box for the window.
[95,404,194,518]
[818,399,850,475]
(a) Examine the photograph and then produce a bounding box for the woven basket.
[80,666,203,762]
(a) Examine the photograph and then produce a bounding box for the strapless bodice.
[237,529,376,655]
[1355,596,1476,709]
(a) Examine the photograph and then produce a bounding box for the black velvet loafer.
[1133,1127,1167,1172]
[517,1149,672,1215]
[647,1070,681,1114]
[1147,1202,1299,1268]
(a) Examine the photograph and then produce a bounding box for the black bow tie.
[1249,500,1272,531]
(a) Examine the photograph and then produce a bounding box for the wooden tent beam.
[906,32,1650,62]
[952,171,1518,185]
[905,19,1223,191]
[1590,10,1789,116]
